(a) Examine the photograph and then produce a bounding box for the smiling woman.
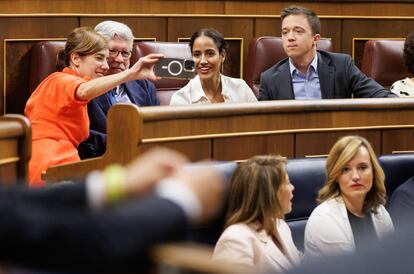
[24,26,163,186]
[170,28,257,105]
[304,136,394,259]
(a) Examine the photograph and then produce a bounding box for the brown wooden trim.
[0,14,414,20]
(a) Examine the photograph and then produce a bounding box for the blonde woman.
[305,136,394,259]
[213,155,302,272]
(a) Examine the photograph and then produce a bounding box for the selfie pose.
[25,26,162,186]
[170,28,257,105]
[78,21,160,160]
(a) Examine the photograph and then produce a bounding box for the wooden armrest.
[151,243,251,274]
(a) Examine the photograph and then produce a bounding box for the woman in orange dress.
[25,27,162,186]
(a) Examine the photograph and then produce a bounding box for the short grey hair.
[94,20,134,49]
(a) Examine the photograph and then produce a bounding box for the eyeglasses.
[109,49,132,59]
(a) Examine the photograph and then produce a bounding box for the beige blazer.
[213,220,302,273]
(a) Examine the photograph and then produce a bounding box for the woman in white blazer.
[305,136,394,259]
[170,28,257,105]
[213,155,302,273]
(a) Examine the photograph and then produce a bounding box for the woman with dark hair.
[170,28,257,105]
[304,136,394,259]
[25,26,162,186]
[213,155,302,272]
[390,32,414,97]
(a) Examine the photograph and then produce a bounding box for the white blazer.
[169,74,257,105]
[304,196,394,259]
[213,220,302,273]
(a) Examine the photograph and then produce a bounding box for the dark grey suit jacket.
[259,50,397,100]
[0,183,186,273]
[388,176,414,230]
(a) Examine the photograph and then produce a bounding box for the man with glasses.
[78,20,159,159]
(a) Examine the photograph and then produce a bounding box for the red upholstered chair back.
[246,36,333,97]
[135,41,192,105]
[361,40,409,89]
[28,41,66,94]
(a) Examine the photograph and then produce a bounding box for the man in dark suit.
[78,21,160,159]
[388,176,414,230]
[0,148,227,273]
[259,6,396,100]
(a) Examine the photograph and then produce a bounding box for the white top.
[213,220,302,273]
[390,77,414,97]
[304,196,394,259]
[170,74,257,105]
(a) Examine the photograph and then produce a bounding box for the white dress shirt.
[170,74,257,105]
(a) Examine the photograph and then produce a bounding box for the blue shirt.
[113,84,131,103]
[289,53,322,99]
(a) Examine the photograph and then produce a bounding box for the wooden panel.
[0,139,18,159]
[0,17,78,114]
[0,114,31,184]
[168,17,254,78]
[342,19,414,57]
[320,19,342,53]
[45,99,414,182]
[255,18,281,37]
[295,130,381,157]
[224,2,414,16]
[382,129,414,154]
[0,163,18,186]
[80,17,168,42]
[0,0,224,14]
[213,134,294,161]
[140,139,212,161]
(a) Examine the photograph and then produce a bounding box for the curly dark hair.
[403,31,414,75]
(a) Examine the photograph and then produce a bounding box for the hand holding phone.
[154,58,196,80]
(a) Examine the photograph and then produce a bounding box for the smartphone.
[154,58,196,79]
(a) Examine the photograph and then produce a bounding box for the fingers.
[123,147,189,197]
[172,166,226,223]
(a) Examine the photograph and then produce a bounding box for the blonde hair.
[225,155,287,237]
[317,136,386,212]
[57,26,108,71]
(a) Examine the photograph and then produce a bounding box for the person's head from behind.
[95,20,134,74]
[226,155,294,236]
[403,31,414,77]
[189,28,226,83]
[57,26,109,79]
[317,136,386,213]
[280,5,321,61]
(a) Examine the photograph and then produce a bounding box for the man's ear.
[313,34,321,45]
[70,52,81,67]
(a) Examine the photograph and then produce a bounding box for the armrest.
[150,243,251,274]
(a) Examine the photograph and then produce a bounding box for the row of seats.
[187,153,414,251]
[28,38,408,105]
